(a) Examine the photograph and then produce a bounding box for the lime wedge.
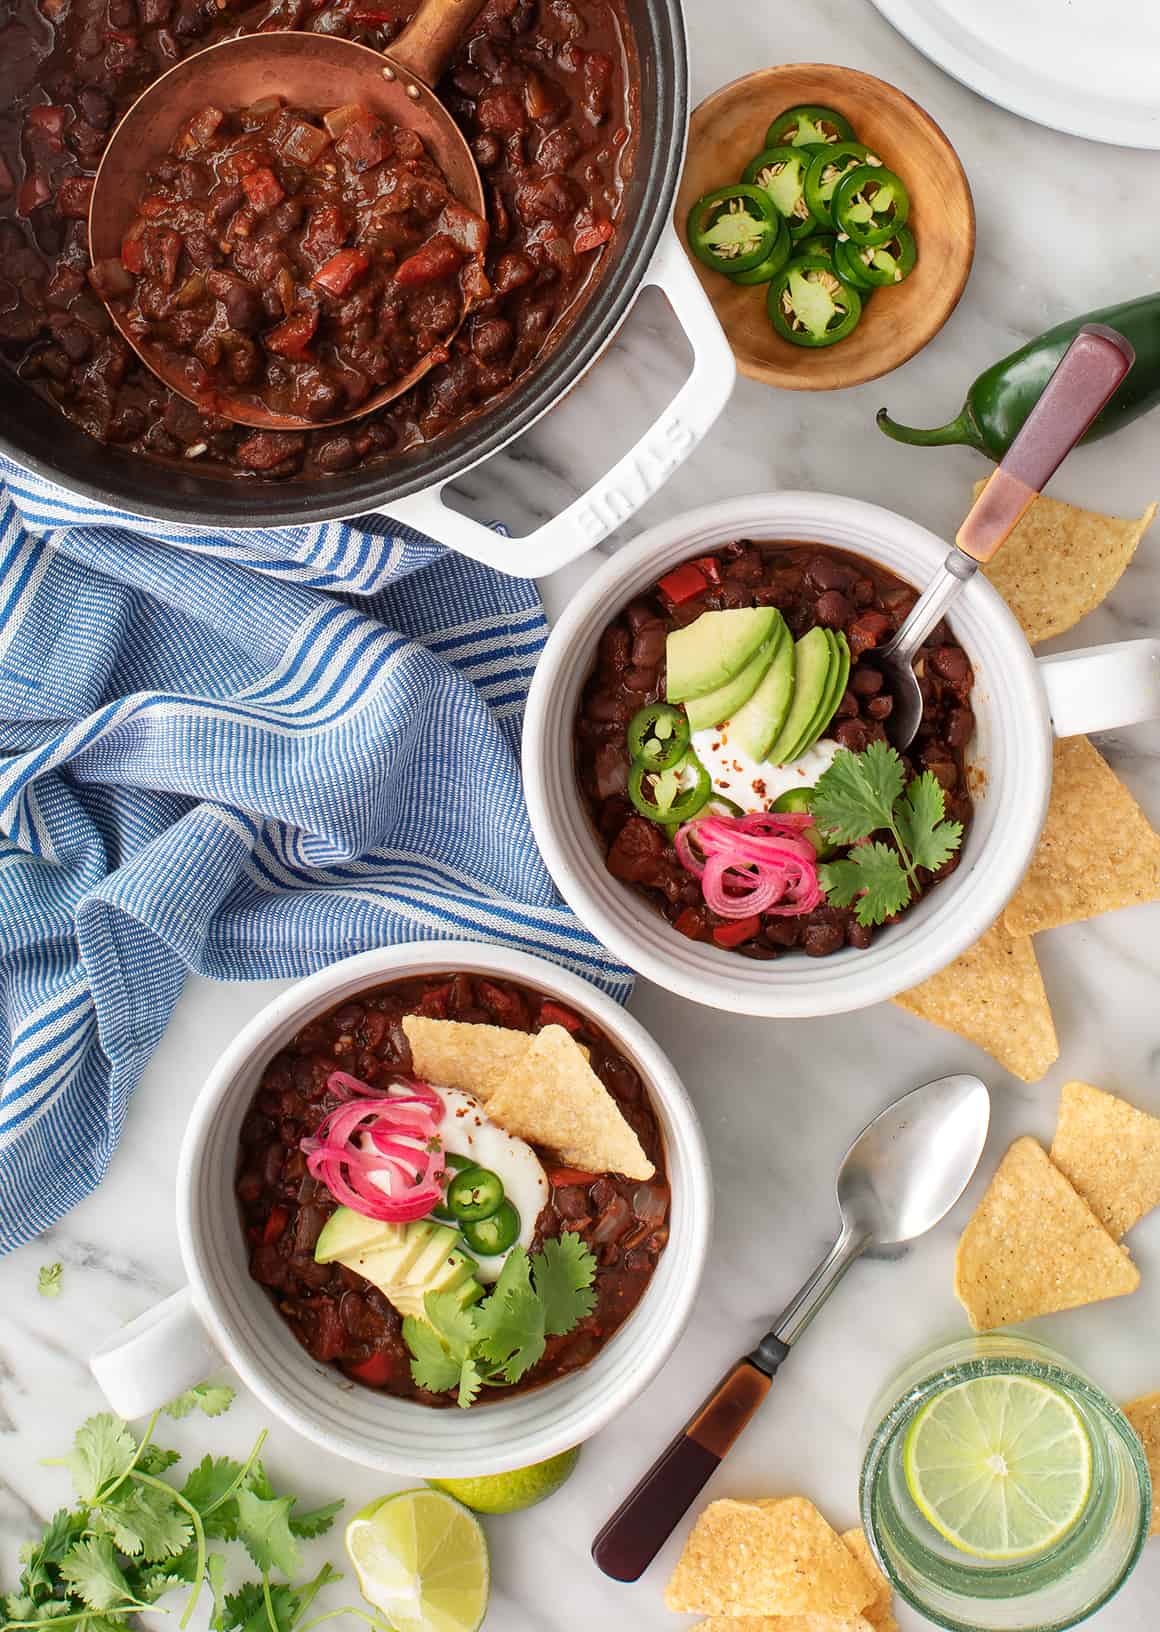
[904,1375,1093,1561]
[345,1489,489,1632]
[428,1446,580,1514]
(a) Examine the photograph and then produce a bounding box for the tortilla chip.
[841,1530,899,1632]
[1123,1392,1160,1535]
[1050,1080,1160,1238]
[665,1497,874,1618]
[892,920,1058,1083]
[487,1024,654,1179]
[978,482,1155,644]
[402,1016,531,1099]
[1004,737,1160,935]
[692,1618,875,1632]
[954,1137,1140,1331]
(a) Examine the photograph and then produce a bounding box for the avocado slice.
[766,627,834,766]
[728,616,793,760]
[685,635,779,732]
[783,628,850,764]
[335,1218,483,1321]
[666,607,779,703]
[314,1205,404,1265]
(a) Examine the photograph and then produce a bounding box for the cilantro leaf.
[287,1500,343,1540]
[422,1292,479,1362]
[55,1416,136,1502]
[163,1383,235,1420]
[818,842,913,926]
[91,1485,190,1561]
[533,1234,597,1337]
[181,1455,244,1539]
[895,771,964,875]
[233,1489,302,1578]
[477,1280,545,1384]
[402,1315,461,1395]
[17,1508,85,1600]
[136,1446,181,1476]
[57,1540,137,1612]
[456,1359,482,1410]
[218,1581,266,1632]
[473,1246,533,1341]
[37,1264,63,1299]
[812,741,904,843]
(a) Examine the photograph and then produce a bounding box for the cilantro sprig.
[403,1235,597,1407]
[3,1388,379,1632]
[812,742,964,927]
[37,1264,63,1299]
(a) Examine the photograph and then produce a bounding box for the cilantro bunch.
[404,1235,597,1408]
[2,1386,375,1632]
[812,742,964,927]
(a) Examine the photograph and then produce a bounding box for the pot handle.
[377,228,736,577]
[1037,639,1160,737]
[90,1287,223,1419]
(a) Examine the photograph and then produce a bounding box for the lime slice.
[428,1446,580,1514]
[904,1374,1093,1561]
[345,1489,489,1632]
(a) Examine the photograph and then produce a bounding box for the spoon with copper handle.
[592,1073,990,1582]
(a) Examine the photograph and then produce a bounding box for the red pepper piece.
[539,1000,583,1033]
[574,220,613,254]
[691,554,722,586]
[241,165,286,214]
[334,113,393,172]
[121,229,146,274]
[56,176,94,219]
[546,1165,599,1188]
[673,906,708,940]
[301,205,347,266]
[395,234,465,288]
[265,307,319,359]
[312,248,370,297]
[262,1204,289,1244]
[416,981,452,1019]
[347,1351,395,1387]
[17,173,52,215]
[712,915,762,949]
[657,562,708,606]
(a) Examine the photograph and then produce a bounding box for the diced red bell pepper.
[712,915,762,949]
[241,165,285,214]
[56,176,94,219]
[539,1000,583,1033]
[262,1204,289,1244]
[23,105,68,151]
[301,204,347,266]
[178,105,225,152]
[691,554,722,586]
[144,227,182,289]
[17,172,52,215]
[673,906,707,940]
[334,113,393,172]
[121,229,146,274]
[546,1166,599,1188]
[346,1351,395,1387]
[312,248,370,297]
[574,219,613,255]
[394,234,465,288]
[264,307,318,359]
[657,561,709,606]
[416,981,452,1019]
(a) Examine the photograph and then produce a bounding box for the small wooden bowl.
[675,64,975,391]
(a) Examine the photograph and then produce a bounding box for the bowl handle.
[377,228,736,577]
[90,1287,223,1419]
[1038,639,1160,737]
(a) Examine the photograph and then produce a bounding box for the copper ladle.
[86,0,489,432]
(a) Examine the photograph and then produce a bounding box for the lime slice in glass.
[904,1374,1093,1561]
[345,1488,489,1632]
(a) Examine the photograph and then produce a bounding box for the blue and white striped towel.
[0,457,631,1255]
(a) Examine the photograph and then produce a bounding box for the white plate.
[869,0,1160,149]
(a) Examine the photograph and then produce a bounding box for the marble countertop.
[3,2,1160,1629]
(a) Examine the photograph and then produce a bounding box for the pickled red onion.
[300,1072,447,1222]
[675,811,823,921]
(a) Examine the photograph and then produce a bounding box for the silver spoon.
[592,1073,991,1582]
[879,324,1135,752]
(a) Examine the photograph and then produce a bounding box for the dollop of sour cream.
[431,1084,548,1282]
[691,726,841,814]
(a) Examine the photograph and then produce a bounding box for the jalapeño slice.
[461,1200,521,1256]
[432,1152,478,1224]
[687,183,780,275]
[742,147,819,243]
[767,254,863,348]
[835,226,916,288]
[729,213,791,285]
[628,750,712,823]
[447,1165,505,1223]
[833,164,910,248]
[627,702,691,770]
[803,141,883,228]
[765,104,855,149]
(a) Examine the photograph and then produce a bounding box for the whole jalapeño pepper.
[877,293,1160,458]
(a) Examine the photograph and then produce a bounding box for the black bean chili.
[575,541,976,959]
[235,972,670,1404]
[1,0,637,478]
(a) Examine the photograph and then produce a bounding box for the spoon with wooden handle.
[591,1072,990,1582]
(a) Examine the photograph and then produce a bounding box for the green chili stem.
[875,405,988,452]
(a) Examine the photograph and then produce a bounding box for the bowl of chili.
[88,942,712,1476]
[522,489,1160,1017]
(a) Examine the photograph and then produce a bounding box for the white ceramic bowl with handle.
[89,942,712,1475]
[523,491,1160,1017]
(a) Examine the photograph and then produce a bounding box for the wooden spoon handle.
[386,0,490,88]
[956,323,1134,563]
[591,1357,775,1583]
